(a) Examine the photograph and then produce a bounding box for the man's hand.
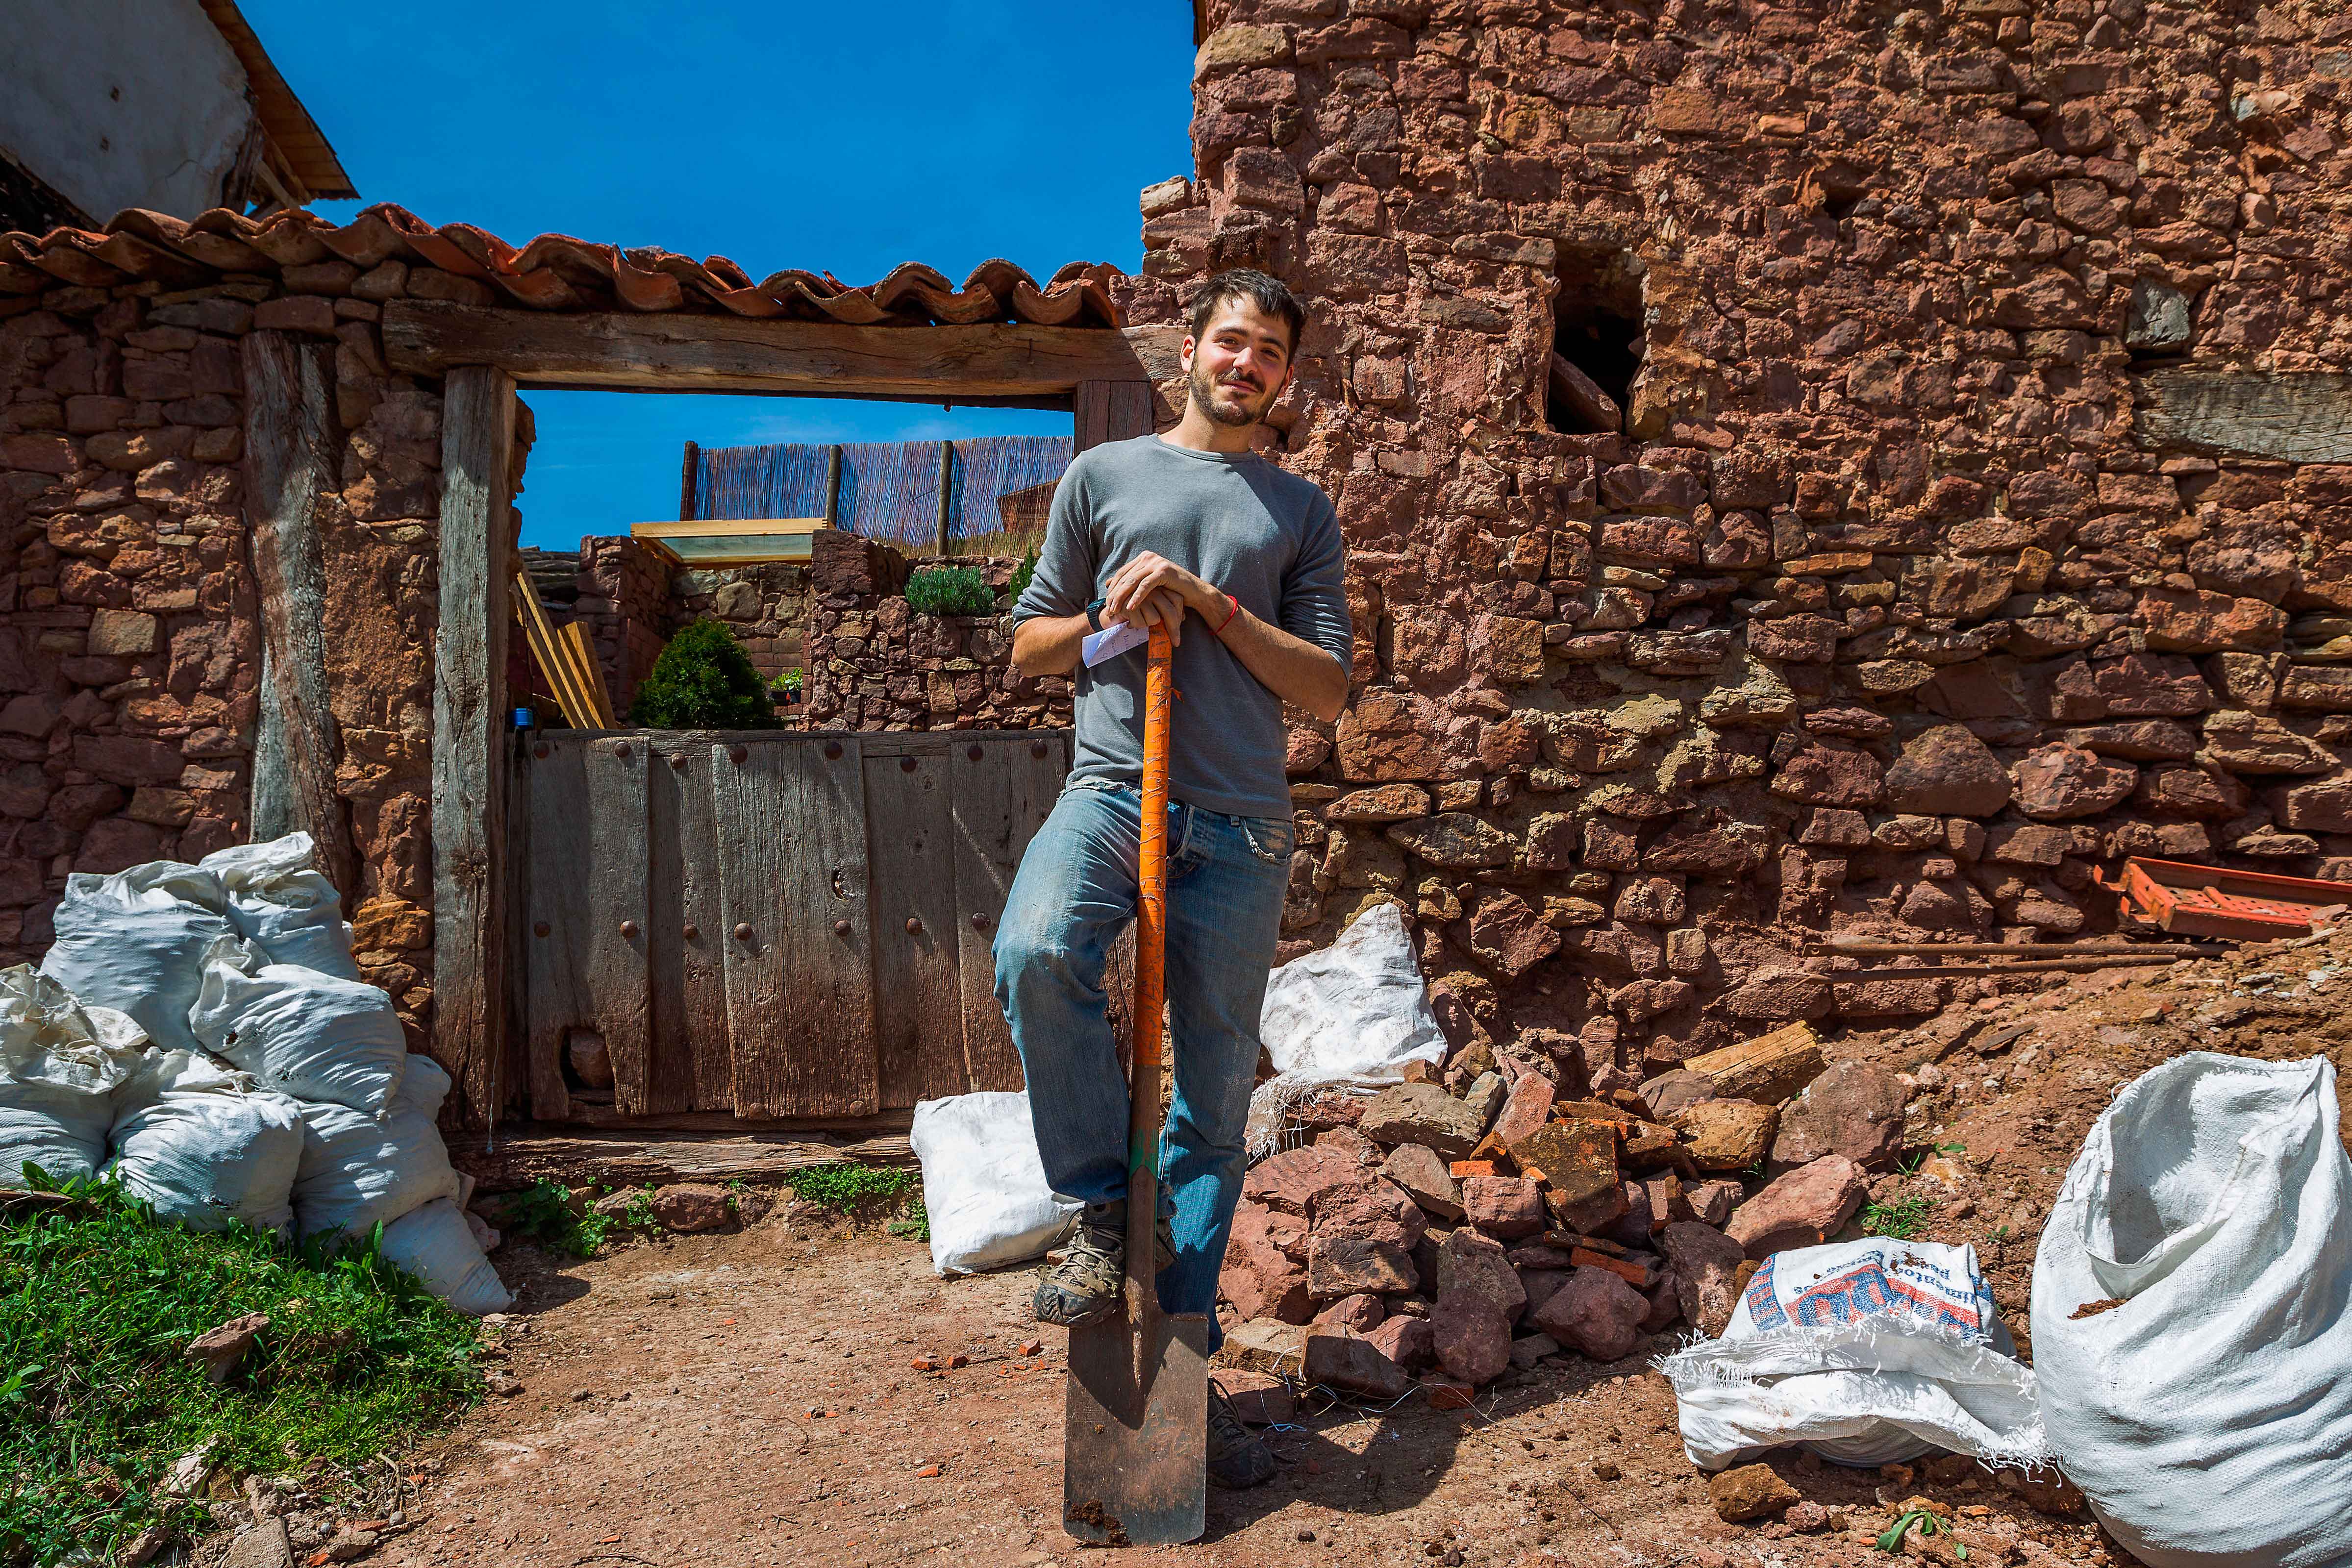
[1103,552,1221,646]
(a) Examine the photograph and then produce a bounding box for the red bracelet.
[1214,593,1241,634]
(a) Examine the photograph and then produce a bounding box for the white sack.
[291,1051,461,1242]
[1246,902,1446,1156]
[200,832,358,981]
[190,938,408,1115]
[1659,1238,2051,1472]
[106,1049,302,1237]
[377,1198,512,1315]
[0,964,148,1185]
[39,861,233,1054]
[910,1090,1078,1275]
[2030,1052,2352,1568]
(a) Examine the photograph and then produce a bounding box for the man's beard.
[1188,362,1271,428]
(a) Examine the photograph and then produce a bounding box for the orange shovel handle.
[1124,624,1173,1323]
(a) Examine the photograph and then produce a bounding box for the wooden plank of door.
[865,744,965,1106]
[585,738,655,1115]
[716,737,879,1118]
[647,736,732,1112]
[950,733,1070,1092]
[524,736,590,1122]
[433,365,515,1125]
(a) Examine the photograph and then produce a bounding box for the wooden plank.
[583,738,655,1114]
[452,1128,916,1193]
[433,365,515,1126]
[1549,350,1623,433]
[864,744,966,1106]
[950,734,1068,1092]
[559,620,617,726]
[1075,380,1112,451]
[240,331,358,898]
[383,300,1185,400]
[2133,369,2352,462]
[510,574,597,728]
[523,738,587,1122]
[1109,379,1156,440]
[646,736,733,1112]
[715,737,879,1118]
[1683,1022,1824,1104]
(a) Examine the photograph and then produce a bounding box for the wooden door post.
[825,443,843,526]
[678,439,700,520]
[241,331,359,900]
[435,366,517,1126]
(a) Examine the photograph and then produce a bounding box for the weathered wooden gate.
[517,728,1069,1123]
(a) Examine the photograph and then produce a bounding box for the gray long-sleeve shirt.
[1009,434,1351,819]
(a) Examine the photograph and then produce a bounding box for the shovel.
[1062,619,1210,1546]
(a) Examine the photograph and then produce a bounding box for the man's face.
[1183,299,1294,428]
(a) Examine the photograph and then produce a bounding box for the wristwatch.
[1085,597,1105,632]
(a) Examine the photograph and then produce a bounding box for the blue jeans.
[993,780,1293,1351]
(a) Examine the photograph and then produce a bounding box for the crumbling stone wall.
[572,535,667,718]
[662,560,811,687]
[0,262,471,1055]
[803,530,1071,731]
[1113,0,2352,1079]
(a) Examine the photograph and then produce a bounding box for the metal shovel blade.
[1062,1309,1210,1545]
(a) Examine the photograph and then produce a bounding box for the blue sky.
[240,0,1196,548]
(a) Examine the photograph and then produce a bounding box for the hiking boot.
[1206,1383,1276,1489]
[1031,1201,1176,1328]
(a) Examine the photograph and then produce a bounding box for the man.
[994,270,1351,1489]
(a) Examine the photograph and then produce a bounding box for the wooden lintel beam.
[2132,368,2352,463]
[382,300,1183,399]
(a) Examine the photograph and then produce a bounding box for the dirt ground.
[365,925,2352,1568]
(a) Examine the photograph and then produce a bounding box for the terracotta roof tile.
[0,202,1127,327]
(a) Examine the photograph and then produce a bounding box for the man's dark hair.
[1187,269,1306,357]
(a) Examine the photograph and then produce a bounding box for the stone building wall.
[803,530,1072,731]
[661,560,812,687]
[0,265,455,1050]
[1103,0,2352,1080]
[572,535,667,719]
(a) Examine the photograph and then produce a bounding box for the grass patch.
[886,1195,930,1245]
[783,1164,924,1233]
[0,1176,481,1565]
[496,1180,612,1260]
[1861,1193,1935,1241]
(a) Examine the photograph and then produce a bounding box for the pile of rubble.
[1218,1020,1908,1400]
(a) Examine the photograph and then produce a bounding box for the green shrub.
[0,1175,480,1563]
[1008,548,1038,604]
[782,1164,925,1234]
[628,619,777,729]
[497,1180,610,1259]
[904,567,995,618]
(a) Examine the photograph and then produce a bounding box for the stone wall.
[0,262,494,1056]
[1108,0,2352,1080]
[803,530,1071,731]
[572,535,667,719]
[663,559,811,687]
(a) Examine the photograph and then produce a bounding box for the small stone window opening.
[1546,251,1645,435]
